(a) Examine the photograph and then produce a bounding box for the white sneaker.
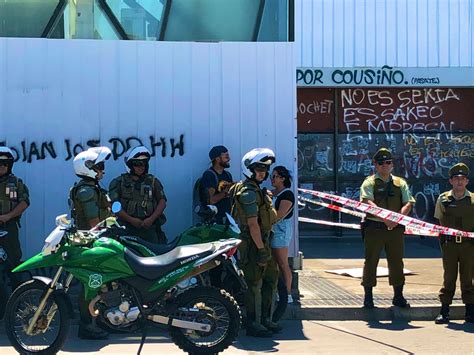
[287,294,294,304]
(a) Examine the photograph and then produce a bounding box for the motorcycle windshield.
[42,226,65,256]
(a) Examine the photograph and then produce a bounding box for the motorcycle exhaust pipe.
[148,315,212,332]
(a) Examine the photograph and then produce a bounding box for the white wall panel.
[0,38,296,258]
[296,0,473,68]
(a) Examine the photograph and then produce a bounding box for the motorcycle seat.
[120,234,181,255]
[124,243,215,280]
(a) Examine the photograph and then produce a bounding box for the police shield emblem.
[88,274,103,288]
[0,247,7,262]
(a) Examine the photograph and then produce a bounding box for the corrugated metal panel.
[296,0,473,68]
[0,38,297,258]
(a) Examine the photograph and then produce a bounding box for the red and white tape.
[298,217,437,236]
[298,188,474,239]
[298,195,438,236]
[298,217,361,230]
[299,195,365,218]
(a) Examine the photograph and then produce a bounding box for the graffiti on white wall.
[0,135,185,163]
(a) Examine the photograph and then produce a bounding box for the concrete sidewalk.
[285,235,468,321]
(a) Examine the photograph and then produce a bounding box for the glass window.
[0,0,62,38]
[162,0,264,41]
[105,0,165,40]
[0,0,291,41]
[93,1,121,39]
[258,0,289,41]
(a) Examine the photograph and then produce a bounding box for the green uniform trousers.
[362,223,405,287]
[239,233,279,325]
[0,221,23,318]
[439,239,474,304]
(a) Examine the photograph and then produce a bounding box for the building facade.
[0,0,298,257]
[295,0,474,233]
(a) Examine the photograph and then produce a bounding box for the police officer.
[359,148,415,309]
[434,163,474,324]
[0,147,29,319]
[109,146,167,244]
[229,148,279,337]
[70,146,112,339]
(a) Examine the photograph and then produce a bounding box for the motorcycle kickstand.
[132,288,148,355]
[137,322,148,355]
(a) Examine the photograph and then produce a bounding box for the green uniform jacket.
[434,190,474,232]
[0,174,30,222]
[229,179,277,235]
[360,173,415,222]
[108,173,167,225]
[69,179,110,230]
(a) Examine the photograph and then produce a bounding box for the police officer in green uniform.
[229,148,279,337]
[70,146,112,339]
[359,148,415,309]
[433,163,474,324]
[109,146,167,244]
[0,147,29,319]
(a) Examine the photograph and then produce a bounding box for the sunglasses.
[93,162,105,171]
[131,160,146,167]
[376,160,392,166]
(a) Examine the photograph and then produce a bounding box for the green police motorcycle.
[4,212,242,355]
[115,205,247,296]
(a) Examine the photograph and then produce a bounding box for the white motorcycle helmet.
[124,146,151,173]
[241,148,275,181]
[73,146,112,179]
[0,147,15,174]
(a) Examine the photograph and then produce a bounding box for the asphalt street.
[1,320,473,354]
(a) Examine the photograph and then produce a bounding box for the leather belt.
[440,234,465,244]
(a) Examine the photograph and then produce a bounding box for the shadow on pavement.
[447,321,474,333]
[300,237,441,259]
[366,320,423,331]
[310,321,415,354]
[60,326,173,353]
[233,320,308,352]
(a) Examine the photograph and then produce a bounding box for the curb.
[282,304,466,321]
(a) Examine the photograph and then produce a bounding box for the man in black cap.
[197,146,234,289]
[359,147,415,309]
[199,145,233,224]
[434,163,474,324]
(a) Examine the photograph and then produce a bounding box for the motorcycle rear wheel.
[4,279,69,355]
[170,286,241,354]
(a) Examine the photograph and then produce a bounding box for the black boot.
[78,322,109,340]
[392,285,410,308]
[246,322,273,338]
[435,304,450,324]
[363,287,374,309]
[465,304,474,323]
[262,318,283,333]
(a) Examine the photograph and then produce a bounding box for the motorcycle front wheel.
[4,279,69,355]
[169,286,241,354]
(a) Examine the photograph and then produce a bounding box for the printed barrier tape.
[298,216,436,236]
[298,188,474,239]
[298,195,438,236]
[299,195,365,218]
[298,217,361,230]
